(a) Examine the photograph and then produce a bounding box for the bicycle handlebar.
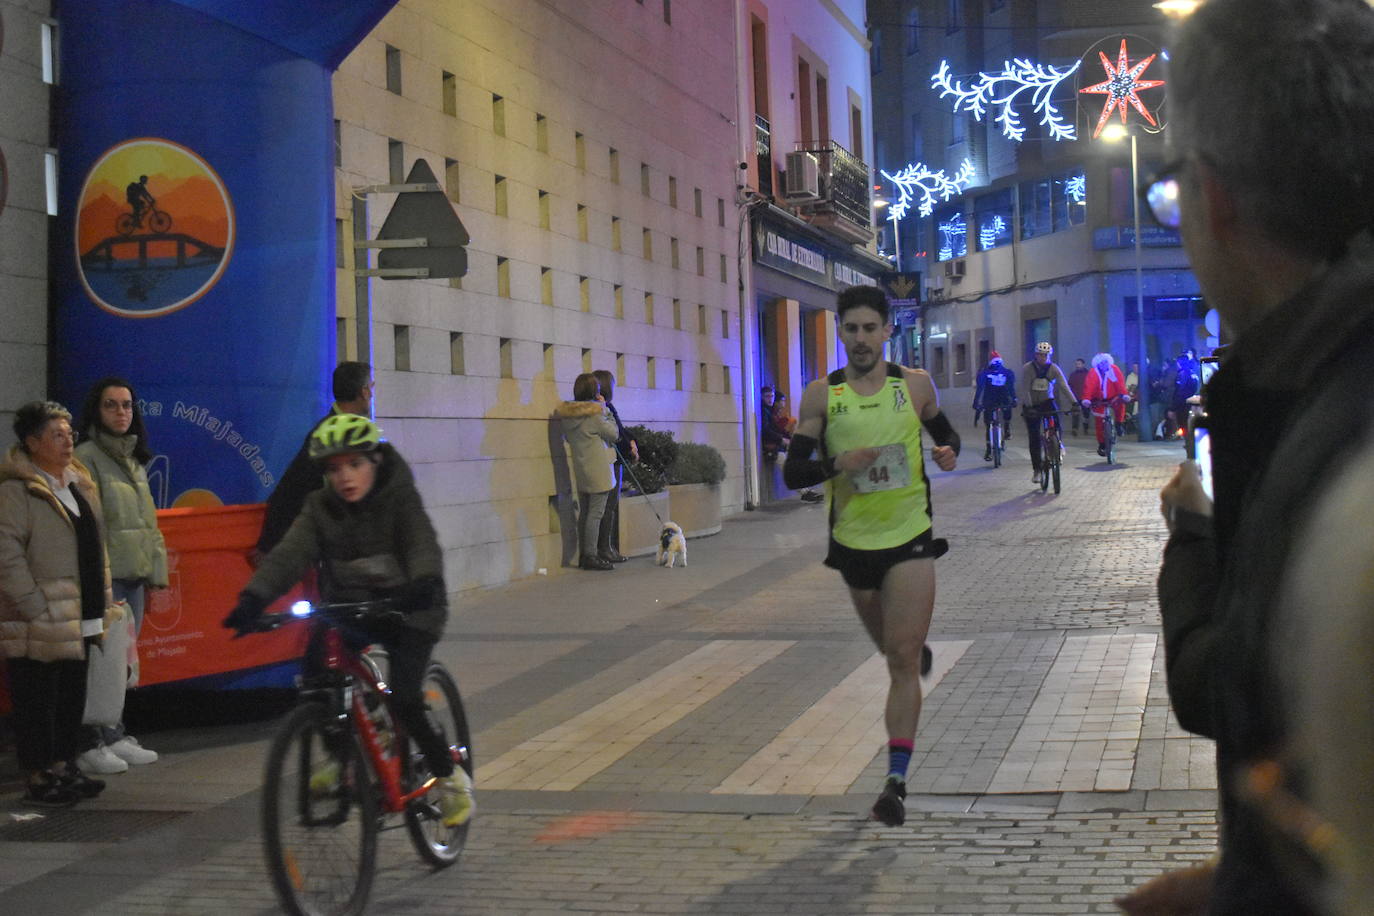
[246,598,407,634]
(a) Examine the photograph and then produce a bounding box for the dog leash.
[613,444,667,527]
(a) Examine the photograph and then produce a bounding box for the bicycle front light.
[290,600,315,618]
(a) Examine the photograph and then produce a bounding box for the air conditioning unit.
[944,258,966,279]
[783,151,820,201]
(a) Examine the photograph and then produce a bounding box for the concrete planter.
[618,490,670,558]
[667,483,722,538]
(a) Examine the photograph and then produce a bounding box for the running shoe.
[308,760,341,796]
[77,743,128,775]
[436,770,475,827]
[108,736,158,765]
[872,776,906,827]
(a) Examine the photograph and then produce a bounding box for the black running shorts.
[824,528,949,591]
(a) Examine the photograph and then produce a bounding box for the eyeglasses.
[42,427,78,443]
[1141,159,1185,229]
[101,399,134,412]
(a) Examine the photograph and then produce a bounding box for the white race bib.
[850,443,911,493]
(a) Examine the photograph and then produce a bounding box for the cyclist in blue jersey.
[972,351,1017,461]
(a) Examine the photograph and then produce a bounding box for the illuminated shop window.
[934,205,967,262]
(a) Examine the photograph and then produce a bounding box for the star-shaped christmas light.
[1078,39,1165,139]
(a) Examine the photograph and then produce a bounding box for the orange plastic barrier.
[141,504,308,687]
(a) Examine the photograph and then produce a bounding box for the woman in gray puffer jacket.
[555,373,619,571]
[73,377,168,772]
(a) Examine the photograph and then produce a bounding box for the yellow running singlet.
[823,363,931,550]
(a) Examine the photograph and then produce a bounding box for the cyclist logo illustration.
[119,174,171,236]
[892,385,908,413]
[76,138,235,318]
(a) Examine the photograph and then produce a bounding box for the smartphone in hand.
[1185,413,1214,500]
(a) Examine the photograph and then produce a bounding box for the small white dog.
[657,521,688,568]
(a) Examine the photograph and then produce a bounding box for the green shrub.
[622,425,676,494]
[669,442,726,485]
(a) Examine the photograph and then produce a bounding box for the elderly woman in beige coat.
[0,401,116,806]
[555,373,619,571]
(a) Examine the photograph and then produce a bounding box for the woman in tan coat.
[555,374,619,571]
[0,401,115,806]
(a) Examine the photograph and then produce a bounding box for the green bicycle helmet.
[309,414,382,461]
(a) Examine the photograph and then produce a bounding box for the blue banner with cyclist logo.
[51,0,395,508]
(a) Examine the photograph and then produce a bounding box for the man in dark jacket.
[593,369,636,562]
[1123,2,1374,912]
[253,362,373,560]
[1065,358,1089,436]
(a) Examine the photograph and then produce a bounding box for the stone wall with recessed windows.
[0,0,52,431]
[332,0,745,591]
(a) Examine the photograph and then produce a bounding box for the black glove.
[388,576,444,611]
[223,593,267,634]
[973,408,982,425]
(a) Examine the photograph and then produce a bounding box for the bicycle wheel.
[1052,459,1062,494]
[148,209,173,234]
[1039,429,1051,491]
[991,423,1003,468]
[263,703,378,916]
[1105,420,1116,464]
[404,663,474,867]
[115,213,135,237]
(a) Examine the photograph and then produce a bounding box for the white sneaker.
[77,744,129,774]
[108,736,158,765]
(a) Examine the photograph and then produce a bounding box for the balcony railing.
[795,140,873,243]
[755,114,773,197]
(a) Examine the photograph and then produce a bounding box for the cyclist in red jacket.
[1080,352,1130,457]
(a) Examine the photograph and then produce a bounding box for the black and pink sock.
[887,739,913,782]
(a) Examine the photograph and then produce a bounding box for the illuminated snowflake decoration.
[938,212,967,262]
[879,159,976,221]
[1064,174,1086,203]
[931,58,1081,143]
[1078,39,1166,139]
[979,215,1007,250]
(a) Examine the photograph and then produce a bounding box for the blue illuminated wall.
[51,0,394,506]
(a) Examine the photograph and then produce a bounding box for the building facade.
[869,0,1205,410]
[332,0,747,588]
[0,0,54,434]
[0,0,882,593]
[735,0,888,502]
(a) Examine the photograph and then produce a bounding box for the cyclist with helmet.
[1019,342,1076,483]
[222,414,472,827]
[972,351,1017,461]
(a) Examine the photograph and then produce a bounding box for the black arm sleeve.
[782,434,834,489]
[923,411,961,456]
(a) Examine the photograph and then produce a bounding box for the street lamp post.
[891,213,902,273]
[1103,124,1152,442]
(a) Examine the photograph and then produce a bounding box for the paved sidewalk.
[0,421,1217,914]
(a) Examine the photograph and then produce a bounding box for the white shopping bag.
[82,601,132,727]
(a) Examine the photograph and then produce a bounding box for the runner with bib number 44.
[783,285,959,828]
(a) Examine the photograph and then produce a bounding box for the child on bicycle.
[222,414,472,826]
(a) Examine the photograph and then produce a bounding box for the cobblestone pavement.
[0,422,1218,914]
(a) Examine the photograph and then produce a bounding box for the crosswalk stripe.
[476,640,794,790]
[986,633,1156,793]
[713,639,973,795]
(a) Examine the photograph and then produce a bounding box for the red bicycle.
[1087,394,1132,464]
[247,599,473,916]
